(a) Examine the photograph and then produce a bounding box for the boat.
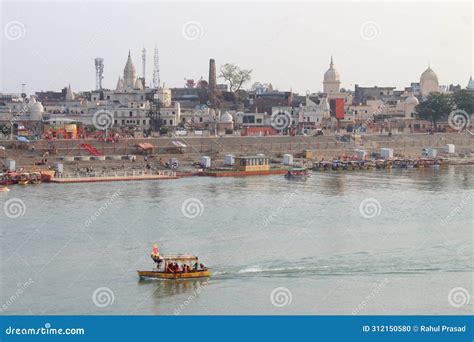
[18,173,30,185]
[30,172,42,184]
[137,244,210,280]
[40,170,56,182]
[312,161,332,171]
[284,167,311,179]
[0,186,10,192]
[0,172,19,185]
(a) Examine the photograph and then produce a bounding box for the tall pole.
[142,47,146,83]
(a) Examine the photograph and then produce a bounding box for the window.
[143,120,146,125]
[170,119,173,125]
[122,120,125,124]
[163,120,167,125]
[114,120,117,124]
[243,116,255,124]
[199,118,203,123]
[129,111,133,117]
[256,118,262,124]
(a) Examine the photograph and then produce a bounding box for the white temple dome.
[220,112,233,123]
[123,50,138,89]
[420,67,438,83]
[420,65,440,97]
[134,78,144,90]
[323,57,340,82]
[31,102,44,112]
[116,77,124,91]
[405,95,419,106]
[467,76,474,90]
[124,52,136,78]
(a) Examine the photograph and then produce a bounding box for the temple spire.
[330,55,334,68]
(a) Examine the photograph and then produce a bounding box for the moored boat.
[18,173,30,185]
[0,172,19,185]
[284,167,311,179]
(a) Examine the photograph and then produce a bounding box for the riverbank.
[1,132,472,175]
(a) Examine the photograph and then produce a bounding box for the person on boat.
[166,263,173,273]
[199,263,206,270]
[193,262,199,271]
[174,263,181,272]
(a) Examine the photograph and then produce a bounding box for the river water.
[1,166,472,315]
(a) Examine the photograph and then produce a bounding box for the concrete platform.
[49,173,178,184]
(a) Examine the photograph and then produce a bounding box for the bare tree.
[219,63,252,92]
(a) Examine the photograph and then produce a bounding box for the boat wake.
[211,249,473,279]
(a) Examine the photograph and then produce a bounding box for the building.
[298,95,330,131]
[467,76,474,90]
[353,85,397,105]
[234,155,270,172]
[249,91,293,114]
[323,56,341,95]
[419,65,439,97]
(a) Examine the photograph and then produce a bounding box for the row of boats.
[313,158,447,172]
[284,158,447,179]
[0,170,55,186]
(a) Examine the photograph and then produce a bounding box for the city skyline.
[1,1,472,94]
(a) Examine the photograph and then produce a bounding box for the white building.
[298,95,330,128]
[323,56,341,95]
[420,65,440,97]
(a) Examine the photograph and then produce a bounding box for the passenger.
[175,263,181,272]
[166,263,173,273]
[193,262,199,271]
[199,263,206,270]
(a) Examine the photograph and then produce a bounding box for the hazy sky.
[1,1,472,94]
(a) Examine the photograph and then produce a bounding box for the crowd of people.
[164,261,206,273]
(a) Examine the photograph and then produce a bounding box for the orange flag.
[152,243,159,255]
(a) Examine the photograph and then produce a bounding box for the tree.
[219,63,252,92]
[451,89,474,114]
[415,93,453,130]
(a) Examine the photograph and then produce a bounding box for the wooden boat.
[312,161,331,171]
[18,173,30,185]
[30,172,41,184]
[137,268,211,279]
[138,245,210,280]
[284,167,311,179]
[0,172,18,185]
[40,170,55,182]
